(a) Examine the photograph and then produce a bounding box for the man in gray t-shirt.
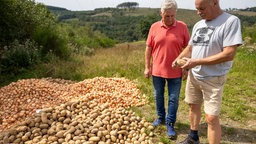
[172,0,243,143]
[190,12,243,79]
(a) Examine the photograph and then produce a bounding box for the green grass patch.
[221,47,256,121]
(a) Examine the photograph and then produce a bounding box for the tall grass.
[222,47,256,121]
[1,42,255,143]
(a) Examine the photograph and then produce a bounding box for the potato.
[89,136,100,142]
[0,77,154,143]
[176,58,187,67]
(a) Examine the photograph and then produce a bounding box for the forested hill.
[46,6,69,11]
[45,5,256,43]
[239,7,256,12]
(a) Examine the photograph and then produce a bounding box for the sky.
[34,0,256,11]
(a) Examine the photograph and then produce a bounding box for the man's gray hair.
[161,0,177,12]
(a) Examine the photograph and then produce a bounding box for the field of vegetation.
[0,1,256,143]
[1,41,255,143]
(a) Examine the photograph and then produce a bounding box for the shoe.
[167,123,176,140]
[177,135,200,144]
[152,118,165,127]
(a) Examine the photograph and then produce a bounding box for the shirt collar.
[161,20,177,28]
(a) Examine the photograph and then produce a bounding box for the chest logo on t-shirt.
[192,27,215,46]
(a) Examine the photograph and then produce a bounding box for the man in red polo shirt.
[144,0,190,139]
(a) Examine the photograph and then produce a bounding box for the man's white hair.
[161,0,177,12]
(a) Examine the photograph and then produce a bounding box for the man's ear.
[159,10,162,16]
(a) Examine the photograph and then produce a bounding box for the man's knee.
[206,115,219,126]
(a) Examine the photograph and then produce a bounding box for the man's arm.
[144,45,153,78]
[181,45,238,69]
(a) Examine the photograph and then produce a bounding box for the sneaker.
[152,118,165,127]
[177,135,200,144]
[167,123,176,140]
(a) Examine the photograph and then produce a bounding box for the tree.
[0,0,72,59]
[0,0,71,74]
[140,14,160,39]
[116,2,139,9]
[0,0,55,46]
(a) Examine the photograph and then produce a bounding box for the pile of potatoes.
[0,77,148,133]
[0,99,154,143]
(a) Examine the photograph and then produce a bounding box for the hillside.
[46,6,255,43]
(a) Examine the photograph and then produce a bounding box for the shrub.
[0,39,41,73]
[95,37,116,48]
[33,26,70,59]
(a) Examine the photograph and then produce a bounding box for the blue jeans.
[152,76,182,125]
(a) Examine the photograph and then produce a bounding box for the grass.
[1,41,256,143]
[222,48,256,121]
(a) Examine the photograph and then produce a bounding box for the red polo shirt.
[146,20,190,78]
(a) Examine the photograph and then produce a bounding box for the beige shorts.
[185,71,226,116]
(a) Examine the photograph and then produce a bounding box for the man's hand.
[172,59,179,68]
[172,57,189,68]
[181,57,199,70]
[144,68,152,78]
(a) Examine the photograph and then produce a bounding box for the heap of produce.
[0,77,152,143]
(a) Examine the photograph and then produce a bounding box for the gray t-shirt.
[189,12,243,79]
